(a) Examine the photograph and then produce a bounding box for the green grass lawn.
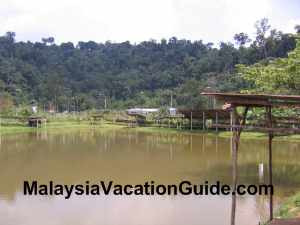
[276,192,300,219]
[0,121,126,135]
[2,121,300,141]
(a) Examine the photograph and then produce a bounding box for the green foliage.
[16,106,32,117]
[157,107,169,118]
[238,36,300,94]
[277,192,300,219]
[0,24,297,110]
[0,94,14,115]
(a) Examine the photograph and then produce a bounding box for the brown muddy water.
[0,129,299,225]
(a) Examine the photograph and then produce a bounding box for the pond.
[0,129,299,225]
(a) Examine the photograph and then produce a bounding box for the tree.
[238,35,300,94]
[254,18,271,58]
[42,37,55,45]
[5,32,16,43]
[0,94,14,113]
[234,33,251,47]
[43,73,64,111]
[0,27,297,110]
[295,25,300,34]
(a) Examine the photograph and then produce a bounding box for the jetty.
[201,92,300,225]
[178,109,231,131]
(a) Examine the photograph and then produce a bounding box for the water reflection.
[0,129,299,225]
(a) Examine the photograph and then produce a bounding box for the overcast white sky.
[0,0,299,45]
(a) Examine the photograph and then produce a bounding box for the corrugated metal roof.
[201,92,300,107]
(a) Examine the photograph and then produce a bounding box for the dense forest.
[0,19,299,112]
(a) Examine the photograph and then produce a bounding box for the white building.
[126,108,159,116]
[32,105,38,114]
[126,107,177,116]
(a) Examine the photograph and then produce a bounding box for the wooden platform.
[28,116,46,127]
[269,218,300,225]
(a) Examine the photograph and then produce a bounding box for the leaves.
[238,36,300,94]
[0,28,297,110]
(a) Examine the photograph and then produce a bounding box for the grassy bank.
[1,119,300,141]
[0,125,34,135]
[216,131,300,141]
[276,192,300,219]
[0,121,126,135]
[132,126,300,141]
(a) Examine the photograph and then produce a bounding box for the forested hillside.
[0,19,298,111]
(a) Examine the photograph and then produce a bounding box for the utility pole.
[98,93,107,110]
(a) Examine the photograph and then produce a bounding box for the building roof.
[201,92,300,107]
[178,109,231,119]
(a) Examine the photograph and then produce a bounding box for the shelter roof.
[201,92,300,107]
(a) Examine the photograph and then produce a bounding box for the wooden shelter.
[201,92,300,225]
[28,116,46,128]
[179,109,231,120]
[178,109,231,130]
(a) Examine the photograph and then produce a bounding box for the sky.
[0,0,299,45]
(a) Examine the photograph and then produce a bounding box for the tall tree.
[254,18,271,58]
[234,33,251,47]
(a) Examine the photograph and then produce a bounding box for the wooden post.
[266,106,273,221]
[215,135,218,153]
[216,111,218,132]
[190,111,193,131]
[231,106,248,225]
[190,135,193,152]
[202,111,205,131]
[231,108,238,225]
[268,133,273,221]
[230,111,233,132]
[202,135,205,152]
